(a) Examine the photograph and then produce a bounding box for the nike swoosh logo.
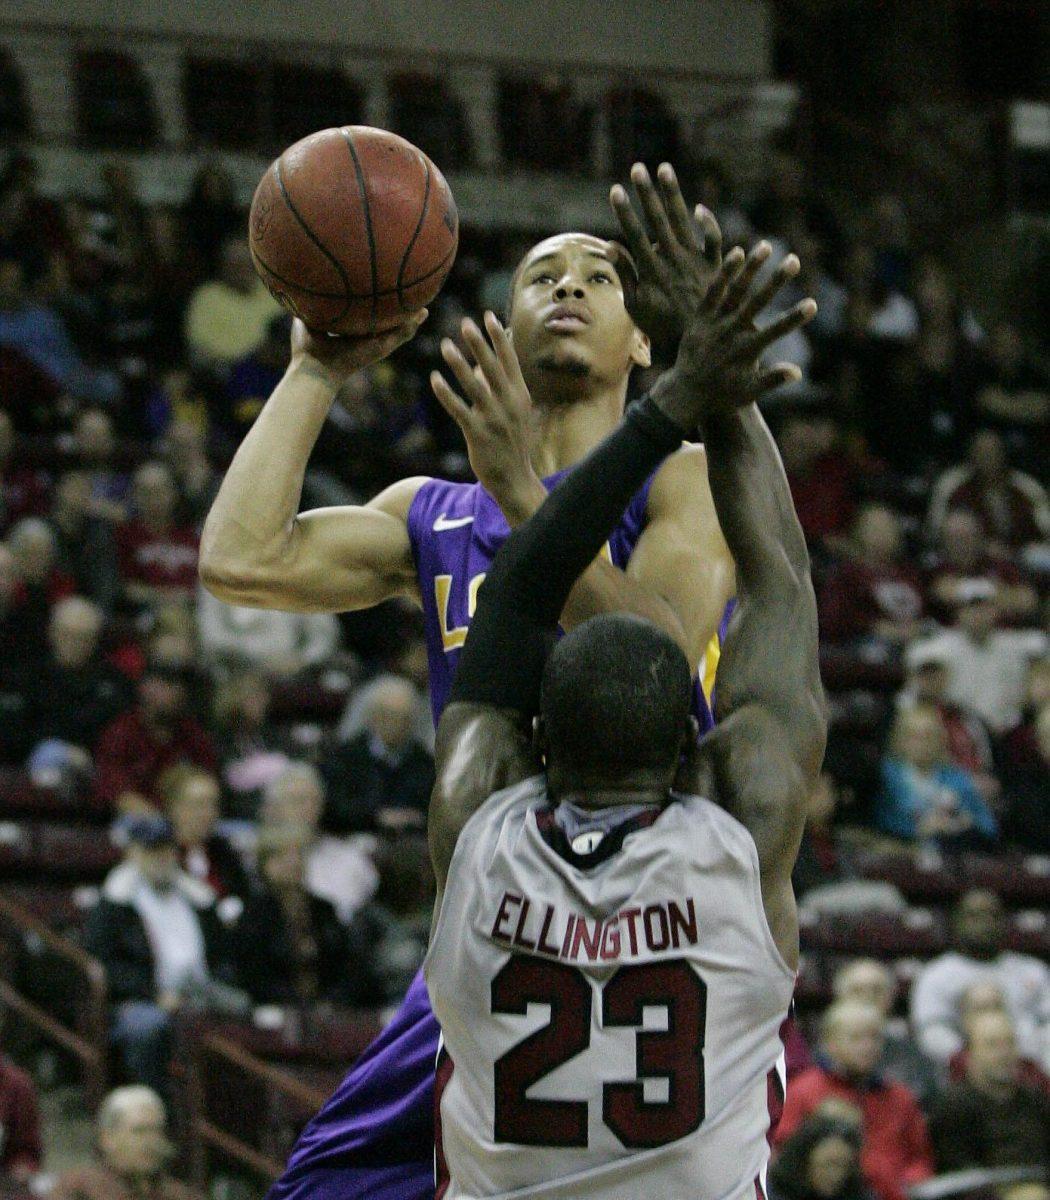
[433,513,475,531]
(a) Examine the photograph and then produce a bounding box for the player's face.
[508,234,649,397]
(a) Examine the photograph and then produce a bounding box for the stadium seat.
[183,56,262,150]
[800,907,948,959]
[964,852,1050,907]
[856,848,966,903]
[74,49,159,149]
[388,72,472,170]
[0,47,31,136]
[272,63,364,148]
[31,824,121,881]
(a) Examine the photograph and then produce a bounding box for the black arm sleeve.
[448,396,684,714]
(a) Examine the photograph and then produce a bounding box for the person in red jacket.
[818,504,927,650]
[93,660,217,813]
[775,999,934,1200]
[0,1048,42,1182]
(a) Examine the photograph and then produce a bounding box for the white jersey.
[425,775,795,1200]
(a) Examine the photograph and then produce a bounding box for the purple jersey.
[406,469,718,732]
[269,471,727,1200]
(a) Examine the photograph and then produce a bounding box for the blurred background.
[0,1,1045,1198]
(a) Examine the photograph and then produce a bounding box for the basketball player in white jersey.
[424,175,825,1198]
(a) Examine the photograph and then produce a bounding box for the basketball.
[248,126,459,337]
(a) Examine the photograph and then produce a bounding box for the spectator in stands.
[72,408,130,523]
[47,469,120,612]
[196,579,339,678]
[0,254,118,403]
[911,889,1050,1068]
[775,999,933,1200]
[971,322,1049,450]
[927,429,1048,557]
[876,705,997,848]
[832,959,942,1106]
[792,772,858,901]
[0,1022,42,1183]
[1001,658,1050,773]
[212,670,290,819]
[9,515,75,621]
[233,825,353,1008]
[259,763,376,921]
[818,504,926,652]
[157,765,249,901]
[768,1113,873,1200]
[116,462,199,613]
[924,507,1038,628]
[183,236,280,370]
[159,420,217,529]
[85,815,231,1097]
[1001,702,1050,853]
[948,982,1050,1097]
[29,596,129,755]
[182,159,241,276]
[929,1009,1050,1174]
[906,584,1047,736]
[219,313,288,447]
[778,405,860,553]
[0,542,38,763]
[93,659,217,812]
[0,407,50,534]
[897,647,999,807]
[345,830,433,1010]
[321,675,434,834]
[50,1084,203,1200]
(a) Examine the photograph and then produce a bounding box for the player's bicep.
[430,703,534,889]
[627,447,734,669]
[248,477,424,612]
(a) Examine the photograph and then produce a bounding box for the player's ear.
[629,328,651,369]
[532,715,548,763]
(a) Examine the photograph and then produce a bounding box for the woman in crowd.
[158,764,249,900]
[876,705,998,849]
[233,825,353,1007]
[769,1113,874,1200]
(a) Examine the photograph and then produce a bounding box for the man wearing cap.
[93,660,218,813]
[906,581,1047,736]
[85,815,231,1096]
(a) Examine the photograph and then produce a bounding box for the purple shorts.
[266,970,437,1200]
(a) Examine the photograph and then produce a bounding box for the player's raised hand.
[289,310,428,389]
[430,312,540,506]
[651,245,817,431]
[609,162,723,355]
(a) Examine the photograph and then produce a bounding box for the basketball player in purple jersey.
[202,164,744,1199]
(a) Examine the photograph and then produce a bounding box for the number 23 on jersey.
[491,956,708,1150]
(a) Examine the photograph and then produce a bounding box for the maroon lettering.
[492,893,520,943]
[513,897,536,951]
[619,907,641,955]
[669,899,698,949]
[643,904,670,952]
[599,918,621,960]
[561,915,576,959]
[537,905,561,956]
[570,916,603,962]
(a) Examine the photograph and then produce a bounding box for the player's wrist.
[286,355,345,396]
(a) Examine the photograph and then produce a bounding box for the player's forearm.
[702,405,823,751]
[499,478,690,654]
[199,361,336,592]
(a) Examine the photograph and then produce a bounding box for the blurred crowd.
[0,135,1046,1199]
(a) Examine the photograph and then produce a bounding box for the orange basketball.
[248,126,459,337]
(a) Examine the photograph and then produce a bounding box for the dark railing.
[0,890,108,1110]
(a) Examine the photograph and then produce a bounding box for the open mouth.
[544,314,589,333]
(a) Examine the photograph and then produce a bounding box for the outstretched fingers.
[609,182,661,279]
[702,245,746,313]
[732,254,800,327]
[429,370,473,429]
[694,204,722,269]
[720,241,772,314]
[440,333,493,409]
[483,311,526,387]
[655,163,700,253]
[735,298,818,361]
